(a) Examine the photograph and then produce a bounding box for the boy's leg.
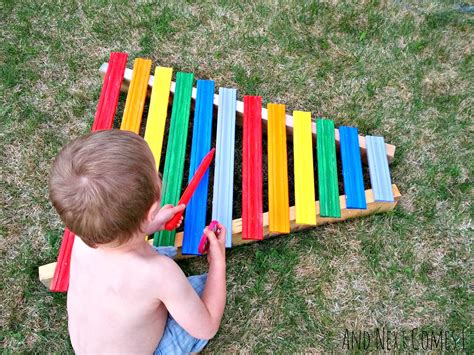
[154,274,209,354]
[152,245,178,259]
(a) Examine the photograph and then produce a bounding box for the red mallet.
[164,148,216,231]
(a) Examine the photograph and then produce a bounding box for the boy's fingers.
[216,224,226,241]
[161,204,185,218]
[204,227,217,243]
[173,204,186,213]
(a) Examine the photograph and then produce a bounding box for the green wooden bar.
[317,119,341,218]
[154,72,194,246]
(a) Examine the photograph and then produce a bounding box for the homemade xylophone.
[39,52,401,290]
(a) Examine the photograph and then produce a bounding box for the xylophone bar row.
[99,62,397,163]
[99,58,396,244]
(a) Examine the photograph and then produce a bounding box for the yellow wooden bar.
[268,103,290,233]
[120,58,152,133]
[144,67,173,170]
[293,111,316,225]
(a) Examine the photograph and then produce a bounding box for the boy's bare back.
[68,237,169,353]
[49,130,226,353]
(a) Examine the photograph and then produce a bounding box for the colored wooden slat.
[144,66,173,170]
[293,111,316,225]
[212,88,237,248]
[182,80,215,255]
[51,52,128,292]
[366,136,394,202]
[154,72,194,246]
[165,148,215,230]
[339,126,367,209]
[50,228,75,292]
[120,58,152,134]
[92,52,128,131]
[317,119,341,218]
[267,103,290,233]
[242,96,263,240]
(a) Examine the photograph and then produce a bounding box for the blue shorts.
[153,246,209,354]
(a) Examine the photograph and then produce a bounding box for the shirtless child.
[48,129,226,354]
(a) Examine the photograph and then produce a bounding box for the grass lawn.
[1,1,472,352]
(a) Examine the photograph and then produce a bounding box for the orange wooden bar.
[120,58,152,133]
[267,103,290,233]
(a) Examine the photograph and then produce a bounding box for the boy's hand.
[204,223,226,267]
[155,204,185,231]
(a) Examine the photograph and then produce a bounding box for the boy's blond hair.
[49,130,161,247]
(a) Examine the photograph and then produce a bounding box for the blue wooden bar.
[339,126,367,209]
[182,80,215,255]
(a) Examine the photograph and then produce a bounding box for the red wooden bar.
[50,228,74,292]
[92,52,128,130]
[242,96,263,240]
[50,52,128,292]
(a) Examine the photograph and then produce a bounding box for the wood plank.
[99,63,396,162]
[165,148,215,230]
[51,54,128,292]
[144,66,173,170]
[339,126,367,209]
[50,228,74,292]
[40,185,401,288]
[212,88,237,248]
[182,80,215,255]
[154,72,194,246]
[242,96,263,240]
[293,111,316,225]
[120,58,152,133]
[92,52,128,130]
[267,103,290,233]
[366,136,395,202]
[317,119,341,218]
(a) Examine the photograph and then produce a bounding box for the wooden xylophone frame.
[38,63,401,288]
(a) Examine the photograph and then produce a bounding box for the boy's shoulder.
[118,244,181,280]
[139,246,180,275]
[139,245,187,282]
[73,238,181,289]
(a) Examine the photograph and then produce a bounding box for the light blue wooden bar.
[366,135,394,202]
[212,88,237,248]
[182,80,215,255]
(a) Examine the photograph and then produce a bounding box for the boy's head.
[49,129,161,247]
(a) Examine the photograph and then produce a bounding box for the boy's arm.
[152,226,226,339]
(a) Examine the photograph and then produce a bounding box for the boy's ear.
[147,200,161,223]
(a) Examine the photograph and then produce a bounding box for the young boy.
[48,129,227,354]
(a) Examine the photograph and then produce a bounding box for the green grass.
[1,1,472,352]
